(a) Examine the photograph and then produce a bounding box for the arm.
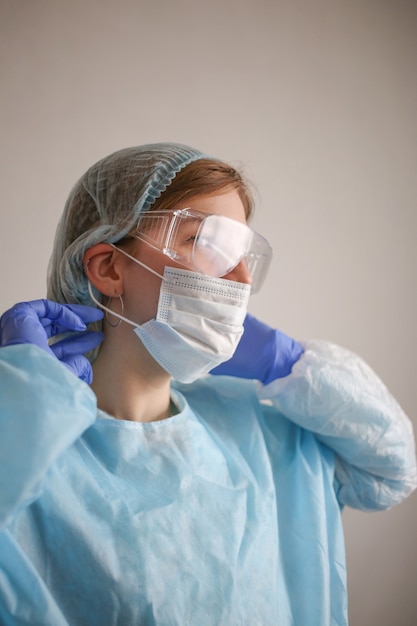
[0,300,103,530]
[0,344,98,530]
[259,340,417,510]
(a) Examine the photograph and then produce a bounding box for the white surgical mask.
[135,267,250,382]
[88,262,250,383]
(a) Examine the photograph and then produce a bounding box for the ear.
[83,243,125,297]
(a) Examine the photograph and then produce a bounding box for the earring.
[105,294,124,328]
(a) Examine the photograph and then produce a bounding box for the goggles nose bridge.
[235,251,250,271]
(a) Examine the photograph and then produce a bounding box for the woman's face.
[120,188,252,325]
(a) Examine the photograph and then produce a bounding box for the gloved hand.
[0,300,104,384]
[210,313,304,384]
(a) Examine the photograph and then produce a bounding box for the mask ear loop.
[109,243,165,280]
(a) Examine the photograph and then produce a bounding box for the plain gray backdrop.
[1,1,416,624]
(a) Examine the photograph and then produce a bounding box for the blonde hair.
[148,158,254,219]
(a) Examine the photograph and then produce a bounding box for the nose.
[222,259,253,286]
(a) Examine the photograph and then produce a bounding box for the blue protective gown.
[0,341,415,626]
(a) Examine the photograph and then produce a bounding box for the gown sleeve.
[258,340,417,511]
[0,344,97,530]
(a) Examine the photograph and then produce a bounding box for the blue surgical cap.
[47,143,206,306]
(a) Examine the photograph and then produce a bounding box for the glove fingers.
[210,312,304,383]
[26,300,102,337]
[65,304,104,325]
[1,301,103,385]
[0,305,50,349]
[59,355,94,384]
[50,332,104,359]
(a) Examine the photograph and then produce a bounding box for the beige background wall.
[1,1,416,623]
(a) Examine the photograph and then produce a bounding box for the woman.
[0,143,415,625]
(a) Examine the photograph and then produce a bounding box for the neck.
[90,323,173,423]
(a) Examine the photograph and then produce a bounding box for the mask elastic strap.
[87,244,166,328]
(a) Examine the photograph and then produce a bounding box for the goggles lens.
[135,209,272,293]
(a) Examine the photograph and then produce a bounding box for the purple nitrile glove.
[211,312,304,383]
[0,299,104,384]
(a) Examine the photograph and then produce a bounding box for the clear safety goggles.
[132,208,272,293]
